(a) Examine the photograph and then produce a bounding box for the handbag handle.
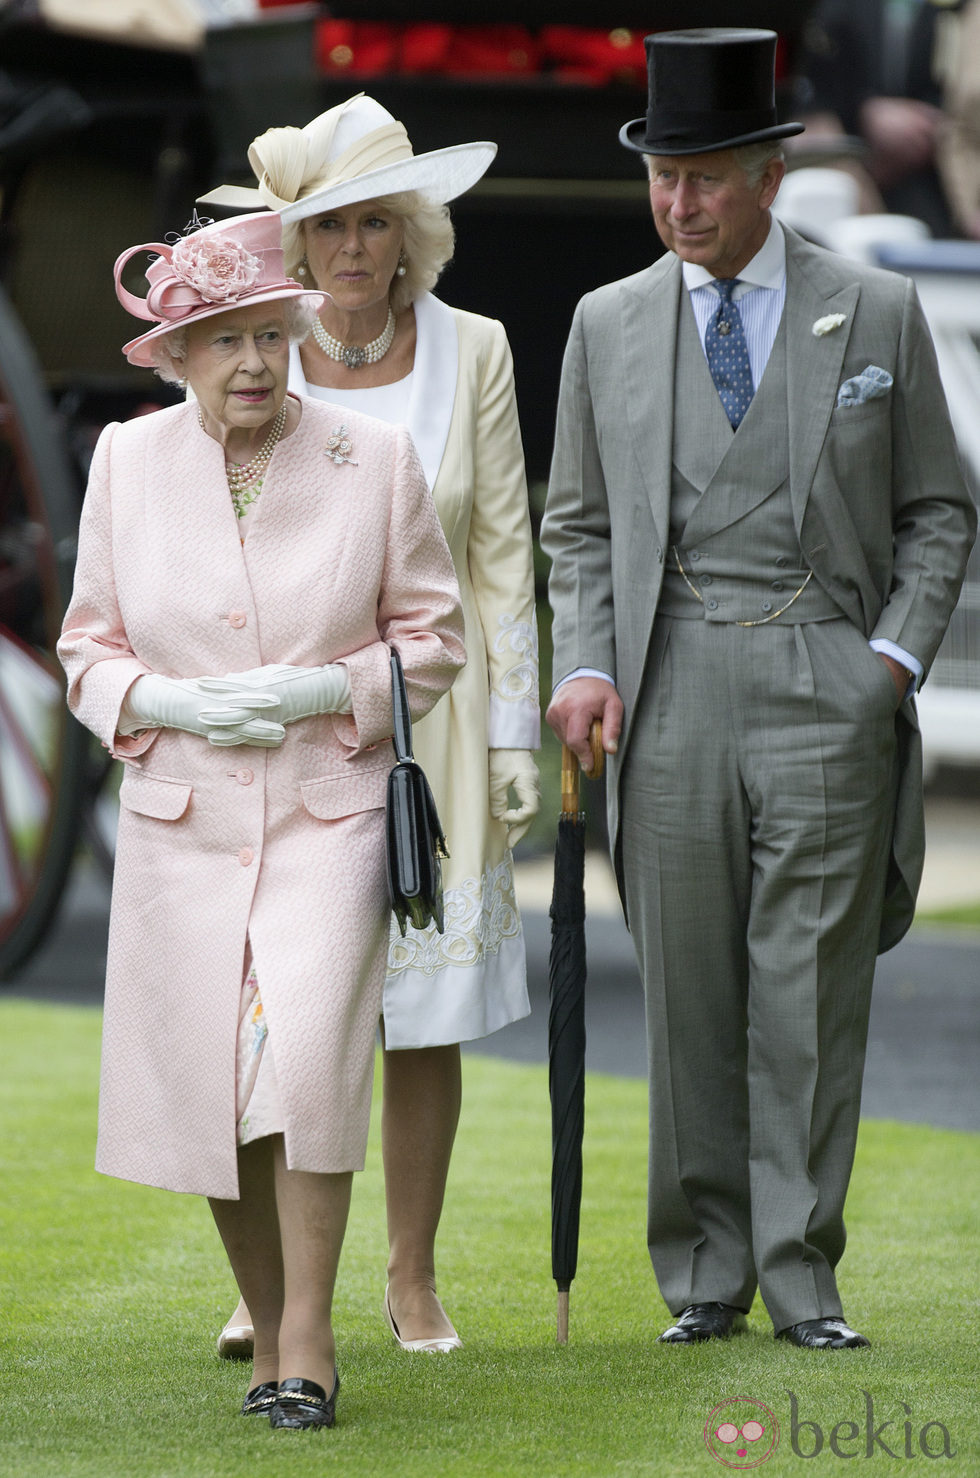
[390,647,414,764]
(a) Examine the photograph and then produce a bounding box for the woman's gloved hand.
[488,748,541,849]
[119,673,286,748]
[196,663,352,723]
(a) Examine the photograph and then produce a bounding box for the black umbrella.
[549,724,603,1343]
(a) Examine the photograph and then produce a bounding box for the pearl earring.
[297,257,309,278]
[396,252,407,278]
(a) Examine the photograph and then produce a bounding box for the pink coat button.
[238,847,254,866]
[228,611,247,629]
[235,768,254,785]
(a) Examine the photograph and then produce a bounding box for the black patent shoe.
[658,1302,748,1343]
[240,1381,278,1416]
[269,1373,339,1429]
[777,1316,870,1349]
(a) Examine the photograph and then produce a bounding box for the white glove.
[488,748,541,849]
[119,673,285,748]
[197,663,352,724]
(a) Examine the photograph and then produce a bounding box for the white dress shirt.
[684,216,787,389]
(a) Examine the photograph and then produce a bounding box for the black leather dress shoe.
[776,1317,870,1349]
[658,1303,748,1343]
[269,1373,339,1429]
[240,1382,278,1416]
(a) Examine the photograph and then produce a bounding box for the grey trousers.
[619,615,899,1332]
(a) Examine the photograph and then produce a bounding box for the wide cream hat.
[200,94,497,223]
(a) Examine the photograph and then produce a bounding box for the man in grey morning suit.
[542,29,976,1348]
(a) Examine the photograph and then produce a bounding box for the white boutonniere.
[812,313,847,337]
[324,425,358,466]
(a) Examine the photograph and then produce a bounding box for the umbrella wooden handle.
[560,721,605,815]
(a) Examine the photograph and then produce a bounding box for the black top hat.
[620,28,804,156]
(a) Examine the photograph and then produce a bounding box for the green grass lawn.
[915,902,980,929]
[1,998,978,1476]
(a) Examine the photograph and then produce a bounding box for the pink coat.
[58,397,464,1197]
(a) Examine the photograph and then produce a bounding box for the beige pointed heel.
[383,1284,462,1353]
[216,1317,255,1360]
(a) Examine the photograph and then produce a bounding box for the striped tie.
[704,278,754,429]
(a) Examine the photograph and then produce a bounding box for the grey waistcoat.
[659,290,841,625]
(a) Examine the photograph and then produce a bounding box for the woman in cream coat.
[58,211,464,1426]
[203,94,541,1352]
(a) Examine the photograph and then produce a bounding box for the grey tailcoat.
[543,225,977,951]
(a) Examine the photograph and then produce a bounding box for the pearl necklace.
[311,307,396,369]
[200,401,287,519]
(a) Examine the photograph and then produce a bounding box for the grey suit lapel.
[622,256,680,548]
[672,287,739,490]
[783,228,861,535]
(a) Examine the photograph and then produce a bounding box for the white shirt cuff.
[869,639,922,696]
[552,666,616,695]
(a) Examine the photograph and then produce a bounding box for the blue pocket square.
[836,365,893,407]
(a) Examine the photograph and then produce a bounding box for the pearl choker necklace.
[311,307,396,369]
[200,400,287,519]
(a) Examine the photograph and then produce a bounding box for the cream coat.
[292,296,540,1047]
[58,396,464,1197]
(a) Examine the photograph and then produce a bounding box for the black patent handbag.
[385,647,449,936]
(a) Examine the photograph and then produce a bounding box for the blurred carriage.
[4,0,976,978]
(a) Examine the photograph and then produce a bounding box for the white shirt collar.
[681,217,786,293]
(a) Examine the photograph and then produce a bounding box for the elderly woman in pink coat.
[57,211,464,1430]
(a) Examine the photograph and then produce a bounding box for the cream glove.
[196,663,352,724]
[119,673,285,748]
[488,748,541,849]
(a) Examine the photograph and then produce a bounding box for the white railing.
[874,242,980,772]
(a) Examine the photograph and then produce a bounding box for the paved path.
[474,794,980,1133]
[466,903,980,1134]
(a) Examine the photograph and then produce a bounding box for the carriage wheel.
[0,284,88,980]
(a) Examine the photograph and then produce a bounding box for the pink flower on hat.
[170,233,262,303]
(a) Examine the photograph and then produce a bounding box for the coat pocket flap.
[119,770,192,821]
[301,761,391,820]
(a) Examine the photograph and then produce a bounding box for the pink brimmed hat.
[114,211,325,367]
